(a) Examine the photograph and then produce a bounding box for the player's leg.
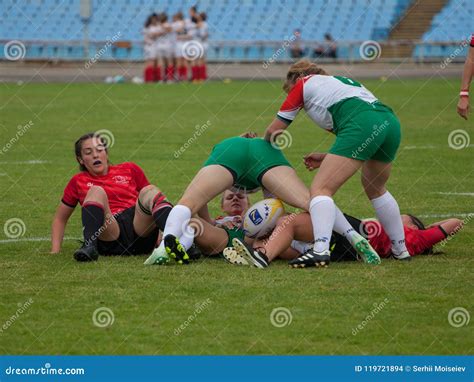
[133,185,173,237]
[74,185,120,262]
[305,154,361,266]
[362,160,409,260]
[193,218,230,255]
[260,166,310,210]
[157,165,234,264]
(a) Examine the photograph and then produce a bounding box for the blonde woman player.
[263,59,410,268]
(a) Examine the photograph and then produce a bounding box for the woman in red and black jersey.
[50,132,173,262]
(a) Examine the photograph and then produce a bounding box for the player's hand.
[240,131,258,138]
[457,97,470,120]
[303,152,327,170]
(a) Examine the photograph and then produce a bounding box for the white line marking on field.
[0,160,51,165]
[434,192,474,196]
[0,236,80,244]
[0,173,6,176]
[416,213,474,219]
[403,144,474,150]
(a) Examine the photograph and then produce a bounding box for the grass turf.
[0,78,472,355]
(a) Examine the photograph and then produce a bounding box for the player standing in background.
[173,12,189,82]
[156,13,173,83]
[142,13,160,83]
[196,12,209,81]
[187,8,200,82]
[51,133,175,262]
[457,34,474,119]
[264,59,409,268]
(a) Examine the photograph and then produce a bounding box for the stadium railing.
[0,39,469,63]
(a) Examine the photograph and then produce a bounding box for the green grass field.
[0,78,472,355]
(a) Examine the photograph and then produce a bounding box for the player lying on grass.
[50,132,176,262]
[146,134,379,265]
[264,59,411,267]
[145,189,252,264]
[457,33,473,120]
[232,212,464,268]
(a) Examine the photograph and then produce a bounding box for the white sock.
[179,229,195,251]
[290,240,313,254]
[370,191,407,255]
[333,207,361,244]
[162,204,192,242]
[310,196,336,253]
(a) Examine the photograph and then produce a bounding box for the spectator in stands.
[314,33,337,59]
[290,29,304,59]
[457,34,474,119]
[143,13,160,83]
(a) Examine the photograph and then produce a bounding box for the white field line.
[434,192,474,196]
[0,236,80,244]
[0,160,51,165]
[403,144,474,150]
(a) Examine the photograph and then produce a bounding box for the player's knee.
[85,185,107,200]
[139,184,159,200]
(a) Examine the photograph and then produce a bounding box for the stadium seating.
[413,0,472,58]
[1,0,456,62]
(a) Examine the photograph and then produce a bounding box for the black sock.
[82,203,105,248]
[152,205,172,231]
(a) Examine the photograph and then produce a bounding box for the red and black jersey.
[61,162,150,215]
[367,223,447,257]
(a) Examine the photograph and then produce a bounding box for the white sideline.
[403,145,474,150]
[0,160,51,165]
[0,236,80,244]
[435,192,474,196]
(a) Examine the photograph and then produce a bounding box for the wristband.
[460,91,469,98]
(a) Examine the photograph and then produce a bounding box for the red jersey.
[61,162,150,214]
[366,222,447,257]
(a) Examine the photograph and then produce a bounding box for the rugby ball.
[243,198,285,239]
